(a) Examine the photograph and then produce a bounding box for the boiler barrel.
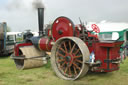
[39,38,53,51]
[30,37,53,51]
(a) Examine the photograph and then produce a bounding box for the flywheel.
[51,37,90,80]
[51,16,75,41]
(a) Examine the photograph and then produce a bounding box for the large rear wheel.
[51,37,90,80]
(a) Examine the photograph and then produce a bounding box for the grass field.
[0,56,128,85]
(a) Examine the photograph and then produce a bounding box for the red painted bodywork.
[39,38,53,51]
[86,41,123,72]
[88,32,98,39]
[14,43,33,56]
[14,37,53,56]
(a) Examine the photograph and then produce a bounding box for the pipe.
[38,8,44,36]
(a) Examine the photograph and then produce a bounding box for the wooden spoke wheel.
[51,37,90,80]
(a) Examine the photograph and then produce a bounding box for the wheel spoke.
[68,67,72,76]
[69,41,72,50]
[58,59,65,63]
[59,47,67,54]
[70,44,76,54]
[64,67,68,73]
[57,52,65,57]
[75,59,83,64]
[73,65,77,75]
[74,49,80,55]
[73,62,81,70]
[74,55,82,58]
[60,61,66,68]
[63,42,68,53]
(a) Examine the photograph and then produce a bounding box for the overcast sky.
[0,0,128,32]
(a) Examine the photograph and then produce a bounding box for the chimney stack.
[38,8,44,36]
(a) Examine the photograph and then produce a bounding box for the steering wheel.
[91,24,100,33]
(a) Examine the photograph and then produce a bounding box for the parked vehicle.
[0,22,16,56]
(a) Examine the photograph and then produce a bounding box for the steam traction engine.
[12,8,123,80]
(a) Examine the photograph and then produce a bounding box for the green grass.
[0,57,128,85]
